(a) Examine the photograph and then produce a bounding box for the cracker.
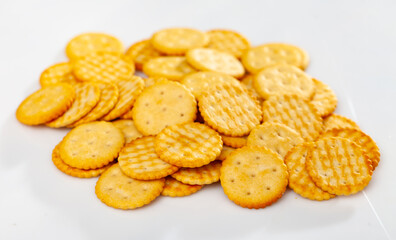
[143,56,196,81]
[95,163,165,210]
[125,39,162,70]
[151,28,209,55]
[217,146,236,161]
[220,146,288,209]
[240,74,263,103]
[112,119,143,144]
[120,108,133,119]
[102,76,144,121]
[171,160,222,185]
[221,135,247,148]
[16,83,75,125]
[71,81,119,126]
[319,128,380,170]
[155,122,222,168]
[323,114,360,132]
[46,82,101,128]
[52,142,113,178]
[66,33,124,60]
[253,64,314,99]
[118,136,179,180]
[161,177,203,197]
[132,81,197,136]
[207,29,250,58]
[242,43,309,74]
[284,143,336,200]
[199,83,262,136]
[181,71,241,99]
[247,122,304,159]
[39,62,78,87]
[186,48,245,78]
[144,77,169,88]
[262,94,323,141]
[60,121,124,169]
[73,53,135,83]
[306,137,373,195]
[311,78,337,117]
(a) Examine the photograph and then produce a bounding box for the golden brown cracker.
[143,56,196,81]
[125,39,162,70]
[171,160,222,185]
[39,62,78,87]
[161,177,203,197]
[112,119,143,144]
[217,146,236,161]
[207,29,250,58]
[323,114,360,132]
[311,79,337,117]
[221,135,247,148]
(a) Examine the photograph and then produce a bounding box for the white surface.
[1,0,395,239]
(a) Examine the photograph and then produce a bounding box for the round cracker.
[125,39,163,70]
[306,137,373,196]
[323,114,360,132]
[39,62,78,87]
[46,82,101,128]
[217,146,236,161]
[242,43,309,74]
[72,53,135,83]
[247,122,304,159]
[60,121,125,170]
[66,33,124,60]
[143,56,196,81]
[284,143,336,200]
[220,146,288,209]
[262,94,323,141]
[199,83,262,136]
[221,135,247,148]
[319,128,380,170]
[16,83,75,125]
[119,108,133,119]
[311,79,338,117]
[132,81,197,136]
[171,160,222,185]
[186,48,245,78]
[101,76,144,121]
[52,142,113,178]
[151,28,209,55]
[155,122,222,168]
[118,136,179,180]
[253,64,314,99]
[240,74,263,103]
[161,177,203,197]
[95,164,165,210]
[112,119,143,144]
[207,29,250,58]
[143,77,169,88]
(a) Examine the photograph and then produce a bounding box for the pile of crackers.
[16,28,379,209]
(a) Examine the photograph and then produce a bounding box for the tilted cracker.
[125,39,163,70]
[262,94,323,141]
[217,146,236,161]
[311,78,338,117]
[220,146,288,209]
[66,32,124,60]
[120,108,133,119]
[181,71,241,99]
[95,163,165,210]
[60,121,124,170]
[161,177,203,197]
[47,82,100,128]
[241,74,263,103]
[112,119,143,144]
[52,142,113,178]
[143,56,196,81]
[253,64,314,99]
[323,113,360,132]
[284,143,335,200]
[306,137,373,196]
[319,128,380,170]
[155,122,222,168]
[73,53,135,83]
[132,81,197,136]
[144,77,169,88]
[242,43,309,74]
[171,160,222,185]
[221,135,247,148]
[186,48,245,78]
[199,83,262,136]
[118,136,178,180]
[207,29,250,58]
[16,83,75,125]
[39,62,78,87]
[247,122,304,159]
[102,76,144,121]
[71,81,119,126]
[151,28,209,55]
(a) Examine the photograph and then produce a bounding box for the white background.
[1,0,395,239]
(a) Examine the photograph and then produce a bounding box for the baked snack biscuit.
[161,177,203,197]
[207,29,250,58]
[323,114,360,132]
[125,39,162,70]
[143,56,196,81]
[171,160,222,185]
[112,119,143,144]
[310,79,337,117]
[39,62,78,87]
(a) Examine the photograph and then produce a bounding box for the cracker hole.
[92,154,96,158]
[146,121,150,125]
[272,168,277,172]
[256,156,260,160]
[230,179,235,183]
[251,174,256,177]
[259,135,264,140]
[108,188,113,191]
[145,103,149,107]
[236,161,241,165]
[178,94,183,98]
[246,191,251,195]
[266,187,271,190]
[162,107,167,112]
[123,196,128,199]
[180,113,184,117]
[72,153,77,156]
[160,91,164,95]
